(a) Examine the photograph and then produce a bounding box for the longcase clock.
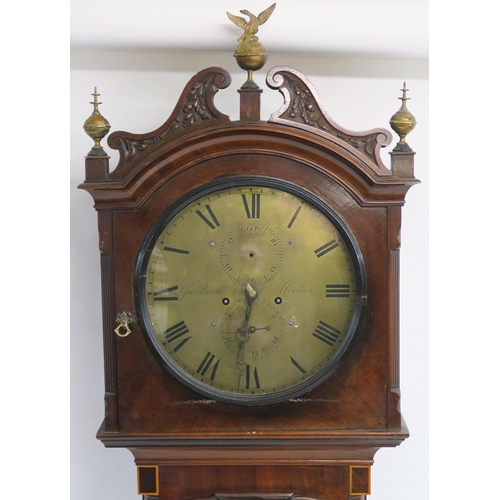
[80,12,418,499]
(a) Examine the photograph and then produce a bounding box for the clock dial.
[136,178,365,404]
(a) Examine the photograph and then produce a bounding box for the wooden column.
[238,86,262,122]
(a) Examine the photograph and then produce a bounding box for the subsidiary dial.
[219,222,284,285]
[220,296,285,362]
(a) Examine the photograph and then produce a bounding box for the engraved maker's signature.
[278,279,313,294]
[177,280,313,301]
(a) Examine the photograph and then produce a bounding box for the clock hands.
[248,325,271,333]
[226,325,271,334]
[236,282,258,389]
[219,279,285,391]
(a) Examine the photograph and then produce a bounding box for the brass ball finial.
[233,39,269,88]
[389,82,417,152]
[227,3,276,88]
[83,87,111,156]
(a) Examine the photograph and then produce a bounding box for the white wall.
[70,49,428,500]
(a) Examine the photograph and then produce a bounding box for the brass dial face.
[136,177,365,405]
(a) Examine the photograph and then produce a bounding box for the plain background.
[2,1,499,500]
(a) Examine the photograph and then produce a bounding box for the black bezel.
[135,175,367,405]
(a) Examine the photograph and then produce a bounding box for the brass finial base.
[234,39,268,88]
[227,4,276,87]
[83,87,111,157]
[389,82,417,152]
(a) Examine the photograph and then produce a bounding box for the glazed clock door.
[135,176,366,405]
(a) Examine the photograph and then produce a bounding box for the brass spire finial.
[227,3,276,88]
[83,87,111,156]
[389,82,417,152]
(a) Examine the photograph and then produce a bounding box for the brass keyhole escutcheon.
[115,312,134,337]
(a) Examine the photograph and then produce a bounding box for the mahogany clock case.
[71,51,428,500]
[82,76,414,438]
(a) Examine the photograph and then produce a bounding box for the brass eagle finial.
[227,3,276,42]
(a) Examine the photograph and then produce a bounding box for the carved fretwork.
[266,66,392,174]
[108,67,232,171]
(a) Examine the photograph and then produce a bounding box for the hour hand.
[240,282,258,330]
[236,283,258,380]
[245,282,258,303]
